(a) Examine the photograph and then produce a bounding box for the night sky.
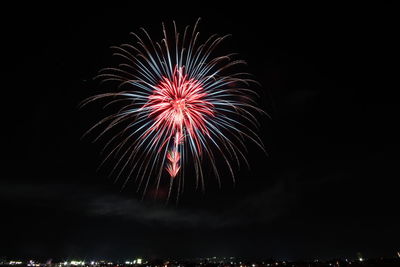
[2,2,399,262]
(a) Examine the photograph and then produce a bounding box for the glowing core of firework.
[144,67,214,178]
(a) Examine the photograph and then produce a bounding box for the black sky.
[1,1,399,262]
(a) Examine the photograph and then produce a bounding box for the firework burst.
[81,19,265,200]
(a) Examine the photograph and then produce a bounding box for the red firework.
[81,19,265,200]
[143,66,214,178]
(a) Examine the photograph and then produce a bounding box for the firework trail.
[81,19,265,200]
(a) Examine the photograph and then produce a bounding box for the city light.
[27,260,40,267]
[9,261,23,265]
[70,261,85,266]
[1,256,399,267]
